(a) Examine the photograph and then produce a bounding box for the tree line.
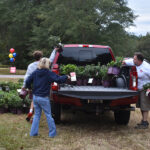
[0,0,149,69]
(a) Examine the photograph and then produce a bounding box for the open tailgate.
[58,85,139,100]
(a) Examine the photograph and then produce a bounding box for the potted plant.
[107,60,115,74]
[7,91,23,114]
[87,64,96,85]
[75,66,84,86]
[99,65,110,87]
[59,64,65,75]
[15,97,23,114]
[82,65,91,86]
[107,57,123,75]
[96,66,102,86]
[93,63,101,85]
[60,64,77,85]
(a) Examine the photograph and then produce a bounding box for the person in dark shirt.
[25,57,70,137]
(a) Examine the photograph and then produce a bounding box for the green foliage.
[0,0,137,68]
[18,79,24,84]
[0,88,31,109]
[0,91,5,107]
[81,65,97,78]
[60,63,102,79]
[107,61,116,67]
[75,66,84,78]
[99,65,109,80]
[0,80,25,109]
[115,56,123,67]
[108,56,123,68]
[82,65,91,78]
[89,64,96,77]
[94,63,101,78]
[85,64,101,78]
[137,33,150,62]
[0,81,22,91]
[60,64,77,75]
[143,83,150,90]
[6,91,23,108]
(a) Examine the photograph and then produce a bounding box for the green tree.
[0,0,137,68]
[137,33,150,61]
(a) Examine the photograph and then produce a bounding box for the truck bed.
[58,85,139,100]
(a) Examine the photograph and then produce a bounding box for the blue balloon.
[13,53,17,57]
[10,58,14,62]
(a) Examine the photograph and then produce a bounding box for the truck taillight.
[51,64,59,91]
[129,66,138,91]
[52,82,59,91]
[52,64,59,74]
[78,44,93,48]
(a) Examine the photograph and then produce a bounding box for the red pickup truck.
[51,44,139,125]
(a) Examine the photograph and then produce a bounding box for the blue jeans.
[30,95,57,137]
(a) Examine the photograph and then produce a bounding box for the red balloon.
[10,48,15,53]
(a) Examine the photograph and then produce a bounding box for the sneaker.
[26,112,33,122]
[135,121,149,129]
[137,120,144,126]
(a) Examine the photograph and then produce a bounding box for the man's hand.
[122,60,126,65]
[67,75,71,80]
[55,47,59,51]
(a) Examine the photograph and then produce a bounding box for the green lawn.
[1,78,150,150]
[0,109,150,150]
[0,78,21,82]
[0,68,26,75]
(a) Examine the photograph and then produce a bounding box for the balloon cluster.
[9,48,16,62]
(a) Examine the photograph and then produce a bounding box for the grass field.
[0,68,26,75]
[0,78,21,82]
[0,109,150,150]
[0,78,150,150]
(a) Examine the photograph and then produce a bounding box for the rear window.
[57,47,113,65]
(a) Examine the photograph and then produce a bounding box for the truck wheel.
[51,101,61,124]
[114,110,130,125]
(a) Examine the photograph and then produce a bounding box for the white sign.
[10,67,16,73]
[70,72,77,81]
[88,78,93,84]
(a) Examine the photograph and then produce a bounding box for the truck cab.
[51,44,139,125]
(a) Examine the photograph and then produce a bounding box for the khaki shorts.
[136,90,150,111]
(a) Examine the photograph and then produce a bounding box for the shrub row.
[0,80,31,114]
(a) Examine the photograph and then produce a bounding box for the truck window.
[79,50,93,62]
[57,47,113,65]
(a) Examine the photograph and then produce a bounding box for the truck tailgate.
[58,85,139,100]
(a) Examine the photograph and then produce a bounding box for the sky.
[126,0,150,36]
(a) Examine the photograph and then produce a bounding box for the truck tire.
[51,101,61,124]
[114,110,130,125]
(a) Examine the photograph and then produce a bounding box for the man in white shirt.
[123,52,150,129]
[49,44,63,64]
[22,51,43,122]
[49,48,57,64]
